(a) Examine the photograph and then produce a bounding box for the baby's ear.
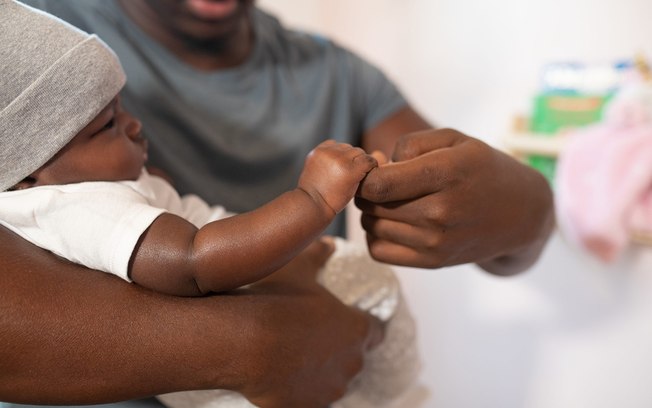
[10,176,37,191]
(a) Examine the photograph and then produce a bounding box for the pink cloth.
[555,84,652,262]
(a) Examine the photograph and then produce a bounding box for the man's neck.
[117,0,254,71]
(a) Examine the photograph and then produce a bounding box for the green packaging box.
[528,93,612,183]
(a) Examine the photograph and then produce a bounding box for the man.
[1,0,554,406]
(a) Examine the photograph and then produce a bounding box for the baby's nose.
[125,117,143,140]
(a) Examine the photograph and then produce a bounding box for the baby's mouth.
[135,135,148,161]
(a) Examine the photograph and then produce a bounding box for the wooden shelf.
[503,119,651,248]
[502,130,651,248]
[631,230,652,246]
[501,133,566,158]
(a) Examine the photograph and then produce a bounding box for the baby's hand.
[299,140,378,214]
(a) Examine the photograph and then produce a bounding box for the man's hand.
[233,237,384,407]
[356,128,554,276]
[0,230,382,407]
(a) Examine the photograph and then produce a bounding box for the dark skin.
[359,123,555,276]
[18,96,378,295]
[0,227,382,407]
[119,0,255,70]
[119,0,555,276]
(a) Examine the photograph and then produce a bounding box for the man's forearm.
[476,222,554,276]
[0,228,379,407]
[0,226,250,404]
[477,185,555,276]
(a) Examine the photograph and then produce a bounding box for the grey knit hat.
[0,0,126,191]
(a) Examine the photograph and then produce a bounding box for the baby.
[1,1,377,296]
[0,1,421,406]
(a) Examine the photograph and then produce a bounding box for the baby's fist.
[299,140,377,214]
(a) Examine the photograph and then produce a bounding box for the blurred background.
[258,1,652,407]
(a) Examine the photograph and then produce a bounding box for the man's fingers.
[358,128,469,203]
[391,128,463,162]
[365,235,429,267]
[358,207,459,268]
[359,213,435,248]
[355,197,416,224]
[357,157,446,203]
[359,130,481,204]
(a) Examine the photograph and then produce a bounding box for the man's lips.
[186,0,239,20]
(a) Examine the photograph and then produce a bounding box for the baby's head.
[0,0,147,191]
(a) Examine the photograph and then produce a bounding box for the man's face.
[143,0,255,43]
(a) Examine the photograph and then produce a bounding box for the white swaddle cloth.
[157,238,421,408]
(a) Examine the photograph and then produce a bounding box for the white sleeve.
[0,183,165,281]
[139,172,234,228]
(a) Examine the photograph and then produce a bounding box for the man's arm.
[0,227,381,407]
[358,105,554,276]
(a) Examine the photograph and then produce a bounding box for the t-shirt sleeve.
[140,173,234,227]
[15,0,46,9]
[340,46,408,132]
[0,183,165,281]
[17,0,94,33]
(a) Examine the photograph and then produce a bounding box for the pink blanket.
[555,84,652,262]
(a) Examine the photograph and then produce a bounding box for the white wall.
[258,1,652,407]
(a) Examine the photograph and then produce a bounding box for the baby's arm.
[130,140,377,296]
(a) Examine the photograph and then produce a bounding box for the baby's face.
[31,95,148,186]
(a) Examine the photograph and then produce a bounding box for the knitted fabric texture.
[0,0,125,191]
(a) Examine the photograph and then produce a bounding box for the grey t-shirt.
[22,0,406,236]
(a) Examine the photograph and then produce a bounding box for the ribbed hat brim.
[0,6,126,191]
